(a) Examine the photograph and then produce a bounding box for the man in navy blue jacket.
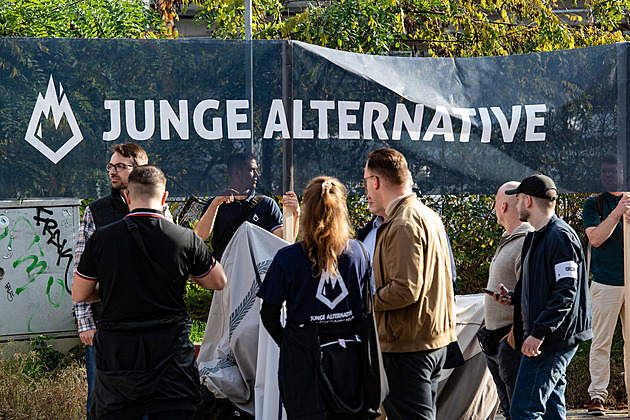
[496,174,592,420]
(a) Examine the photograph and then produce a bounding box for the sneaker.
[587,398,606,416]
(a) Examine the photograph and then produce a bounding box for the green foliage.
[14,336,83,380]
[191,0,286,39]
[0,0,169,38]
[190,319,207,343]
[194,0,630,57]
[343,192,593,294]
[421,195,502,294]
[261,0,405,55]
[185,281,214,323]
[27,336,65,376]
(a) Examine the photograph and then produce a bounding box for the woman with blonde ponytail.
[258,176,373,420]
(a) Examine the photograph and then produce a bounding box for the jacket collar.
[125,208,165,218]
[385,193,416,220]
[512,222,534,236]
[534,214,558,233]
[110,188,129,212]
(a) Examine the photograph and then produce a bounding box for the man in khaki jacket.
[363,148,457,420]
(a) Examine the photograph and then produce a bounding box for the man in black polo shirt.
[194,152,299,260]
[72,165,227,420]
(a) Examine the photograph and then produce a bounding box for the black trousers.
[381,347,447,420]
[485,339,522,420]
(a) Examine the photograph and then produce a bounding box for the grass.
[0,337,86,420]
[565,320,626,409]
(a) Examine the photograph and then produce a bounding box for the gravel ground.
[495,409,630,419]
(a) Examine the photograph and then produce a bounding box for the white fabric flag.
[198,222,287,416]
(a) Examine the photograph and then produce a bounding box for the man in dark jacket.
[497,174,592,419]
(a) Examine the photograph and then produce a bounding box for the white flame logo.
[24,75,83,164]
[315,269,349,309]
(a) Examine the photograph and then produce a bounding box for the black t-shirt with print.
[258,239,369,324]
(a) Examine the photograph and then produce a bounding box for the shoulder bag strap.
[212,195,264,257]
[124,217,171,280]
[356,241,373,316]
[587,193,604,278]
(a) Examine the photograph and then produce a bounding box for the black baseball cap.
[505,174,557,200]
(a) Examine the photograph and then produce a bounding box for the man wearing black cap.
[495,174,592,419]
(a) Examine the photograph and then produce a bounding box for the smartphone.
[483,288,509,301]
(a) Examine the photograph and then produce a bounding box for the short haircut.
[127,165,166,200]
[113,142,148,166]
[602,155,617,166]
[532,192,557,210]
[227,152,256,174]
[366,148,411,186]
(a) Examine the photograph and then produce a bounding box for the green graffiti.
[14,255,47,295]
[3,216,47,295]
[27,307,37,333]
[45,276,64,308]
[8,217,43,257]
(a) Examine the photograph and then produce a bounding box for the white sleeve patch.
[554,261,578,281]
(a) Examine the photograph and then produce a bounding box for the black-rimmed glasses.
[106,163,135,172]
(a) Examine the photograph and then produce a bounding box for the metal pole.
[245,0,252,41]
[282,42,294,242]
[244,0,253,153]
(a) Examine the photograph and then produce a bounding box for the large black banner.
[0,38,625,198]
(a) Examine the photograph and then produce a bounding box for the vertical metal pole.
[282,41,294,193]
[244,0,253,153]
[282,41,294,242]
[245,0,252,41]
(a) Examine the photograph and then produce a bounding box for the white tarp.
[197,222,287,416]
[437,294,499,420]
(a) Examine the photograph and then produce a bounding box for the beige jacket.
[373,195,457,353]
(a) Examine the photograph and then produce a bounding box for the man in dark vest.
[194,152,299,261]
[73,142,172,419]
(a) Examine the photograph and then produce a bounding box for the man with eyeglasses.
[73,142,172,420]
[363,148,456,420]
[194,152,299,261]
[583,155,630,415]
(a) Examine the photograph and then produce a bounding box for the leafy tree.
[0,0,168,38]
[194,0,630,56]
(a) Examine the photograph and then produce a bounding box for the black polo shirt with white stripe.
[77,208,214,324]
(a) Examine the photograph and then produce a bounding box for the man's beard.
[518,208,530,222]
[111,177,126,190]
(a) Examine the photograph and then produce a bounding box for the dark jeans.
[382,347,447,420]
[510,346,577,420]
[485,339,522,420]
[85,344,96,420]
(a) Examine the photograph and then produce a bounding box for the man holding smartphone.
[498,174,592,419]
[483,181,533,420]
